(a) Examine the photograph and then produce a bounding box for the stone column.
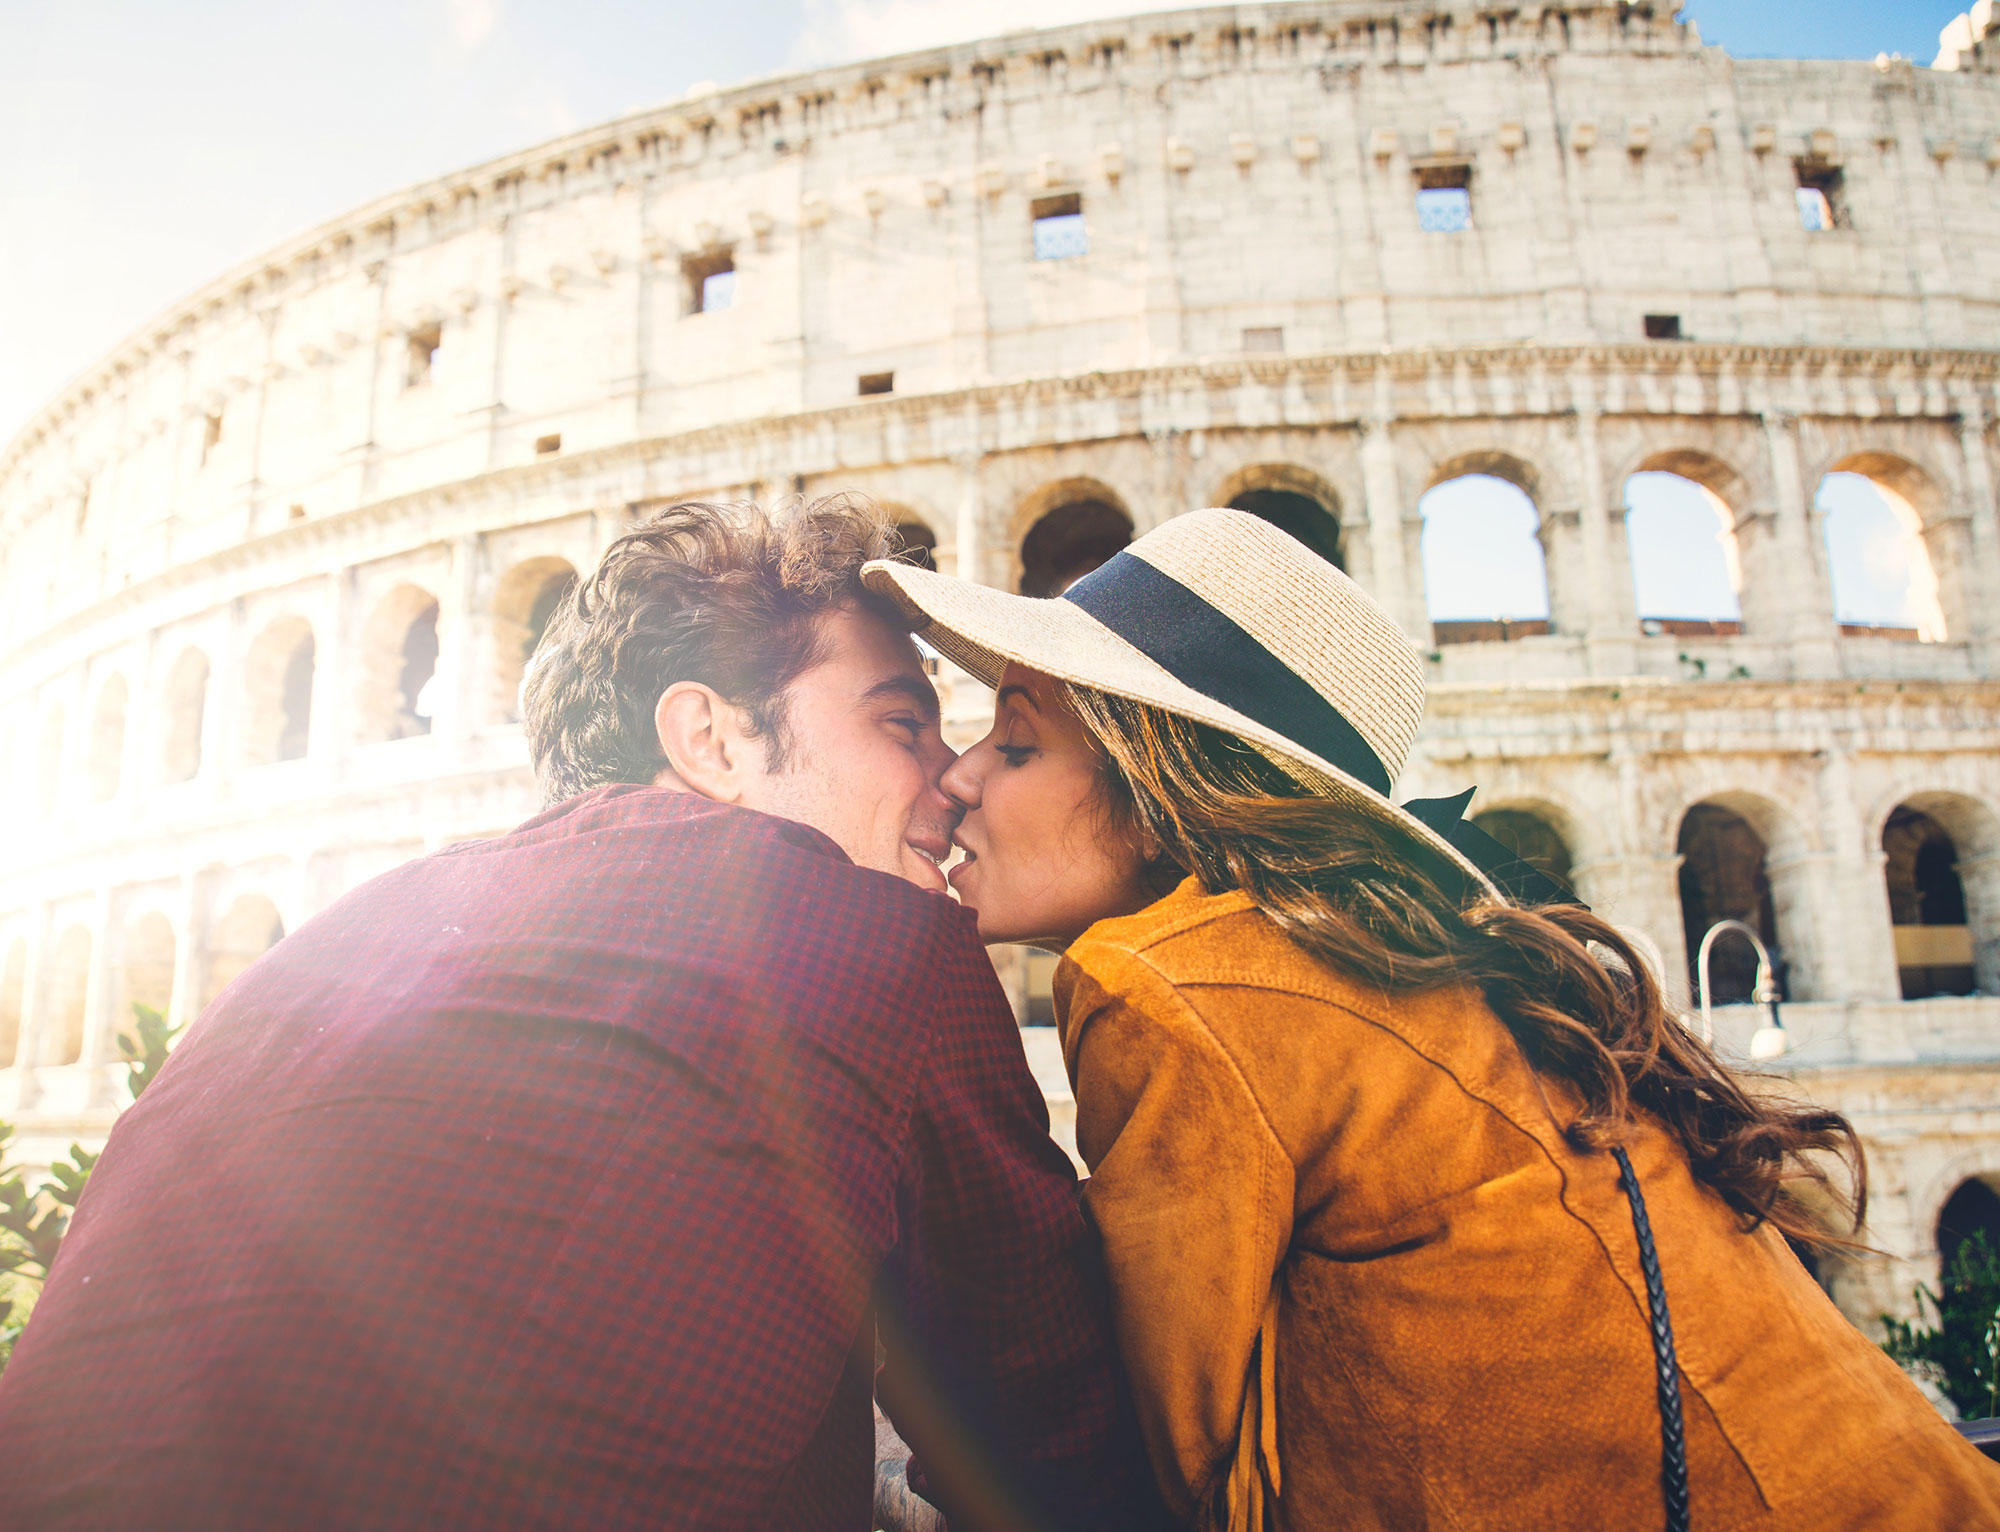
[1814,748,1901,1003]
[1358,416,1419,639]
[954,456,985,587]
[167,870,203,1035]
[79,886,117,1105]
[1569,401,1639,674]
[1758,410,1841,677]
[1955,410,2000,664]
[1955,847,2000,998]
[10,903,49,1107]
[1536,502,1589,643]
[308,568,353,776]
[436,533,483,745]
[1573,851,1691,1009]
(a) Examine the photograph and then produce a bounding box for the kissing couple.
[2,498,1992,1531]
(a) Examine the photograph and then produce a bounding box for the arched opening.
[1624,470,1744,636]
[1677,802,1782,1004]
[162,647,210,783]
[1883,803,1978,999]
[356,585,442,742]
[1218,469,1344,568]
[88,674,128,803]
[1419,471,1550,644]
[490,558,579,724]
[1471,808,1575,891]
[45,924,93,1066]
[889,520,939,573]
[38,703,66,810]
[1938,1177,2000,1274]
[202,894,286,1010]
[122,910,176,1049]
[0,937,24,1068]
[1817,466,1945,642]
[243,617,316,765]
[1018,491,1132,597]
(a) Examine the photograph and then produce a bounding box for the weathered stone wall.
[2,0,1998,1337]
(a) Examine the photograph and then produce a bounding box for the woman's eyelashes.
[995,742,1036,767]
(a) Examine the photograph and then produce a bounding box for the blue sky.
[0,1,1961,445]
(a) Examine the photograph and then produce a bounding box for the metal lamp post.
[1694,918,1789,1061]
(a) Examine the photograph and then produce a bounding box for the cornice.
[22,0,1957,478]
[4,339,1998,676]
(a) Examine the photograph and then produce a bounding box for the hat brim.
[862,558,1504,903]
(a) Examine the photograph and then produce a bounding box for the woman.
[861,509,2000,1532]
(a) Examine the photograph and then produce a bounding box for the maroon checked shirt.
[0,787,1158,1532]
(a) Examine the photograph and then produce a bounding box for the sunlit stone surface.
[2,0,1999,1344]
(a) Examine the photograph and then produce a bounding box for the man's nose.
[938,742,980,811]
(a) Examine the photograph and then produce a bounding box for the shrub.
[0,1002,178,1373]
[1882,1228,2000,1421]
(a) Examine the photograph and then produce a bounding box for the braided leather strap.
[1612,1146,1691,1532]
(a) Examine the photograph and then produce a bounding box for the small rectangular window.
[857,371,894,396]
[405,323,442,388]
[200,410,223,466]
[1030,193,1088,260]
[1416,187,1472,233]
[1795,164,1844,231]
[1242,326,1284,354]
[535,433,562,456]
[1644,314,1683,340]
[683,250,737,314]
[1415,164,1473,234]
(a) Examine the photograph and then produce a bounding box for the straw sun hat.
[862,506,1574,908]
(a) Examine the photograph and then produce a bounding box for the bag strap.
[1612,1145,1691,1532]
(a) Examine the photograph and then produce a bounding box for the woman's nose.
[939,741,983,810]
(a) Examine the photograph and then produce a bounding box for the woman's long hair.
[1061,682,1865,1246]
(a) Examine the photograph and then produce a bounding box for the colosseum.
[3,0,1999,1339]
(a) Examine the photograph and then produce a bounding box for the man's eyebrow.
[864,674,941,718]
[995,684,1040,713]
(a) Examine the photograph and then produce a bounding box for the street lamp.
[1694,918,1789,1061]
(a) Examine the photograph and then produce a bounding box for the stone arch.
[1675,793,1804,1005]
[1816,452,1948,642]
[356,584,442,742]
[1623,451,1748,633]
[881,506,940,573]
[44,924,92,1066]
[243,616,316,765]
[1418,455,1550,642]
[162,647,211,783]
[202,893,286,1010]
[1470,804,1576,892]
[1012,478,1134,597]
[1210,464,1344,568]
[1877,790,2000,998]
[490,558,578,724]
[0,935,24,1068]
[1936,1174,2000,1275]
[88,673,129,803]
[121,909,176,1047]
[1422,449,1543,503]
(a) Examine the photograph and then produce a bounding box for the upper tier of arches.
[3,0,1995,622]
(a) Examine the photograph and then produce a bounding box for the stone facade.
[3,0,1999,1337]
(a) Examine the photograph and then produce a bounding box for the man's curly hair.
[523,495,904,805]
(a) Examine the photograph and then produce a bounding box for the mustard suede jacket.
[1055,879,2000,1532]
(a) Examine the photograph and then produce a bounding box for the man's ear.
[654,682,756,801]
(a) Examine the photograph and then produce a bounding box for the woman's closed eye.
[995,743,1036,766]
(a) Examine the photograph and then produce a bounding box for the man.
[0,498,1155,1532]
